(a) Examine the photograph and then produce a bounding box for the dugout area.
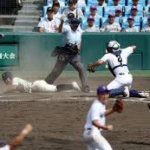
[0,74,150,150]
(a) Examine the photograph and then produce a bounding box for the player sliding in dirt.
[2,72,81,93]
[0,124,32,150]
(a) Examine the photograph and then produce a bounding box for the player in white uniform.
[0,124,32,150]
[88,41,136,97]
[2,72,81,93]
[83,85,120,150]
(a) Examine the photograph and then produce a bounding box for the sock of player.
[57,84,74,91]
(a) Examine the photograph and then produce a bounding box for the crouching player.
[83,85,123,150]
[2,72,81,93]
[0,124,33,150]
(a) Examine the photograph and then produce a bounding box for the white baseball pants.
[31,80,57,92]
[83,130,113,150]
[107,74,133,90]
[0,145,10,150]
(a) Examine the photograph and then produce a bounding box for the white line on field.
[0,96,148,103]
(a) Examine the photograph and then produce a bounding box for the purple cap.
[108,12,115,17]
[148,16,150,20]
[0,140,7,146]
[131,6,138,10]
[97,85,110,94]
[87,15,95,21]
[90,5,97,10]
[115,7,122,12]
[128,15,134,20]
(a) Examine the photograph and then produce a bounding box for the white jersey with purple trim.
[0,145,10,150]
[83,25,99,32]
[84,99,106,132]
[141,25,150,32]
[100,47,133,76]
[101,22,121,32]
[122,26,139,32]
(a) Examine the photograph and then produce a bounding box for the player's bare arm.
[58,16,64,33]
[88,59,104,70]
[105,108,115,116]
[92,120,113,131]
[3,85,18,94]
[10,124,33,150]
[39,27,44,33]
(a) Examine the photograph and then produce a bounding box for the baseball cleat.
[72,81,81,91]
[138,92,149,98]
[123,86,130,98]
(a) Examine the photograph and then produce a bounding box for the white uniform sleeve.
[100,54,109,63]
[0,145,10,150]
[122,47,133,57]
[91,107,101,121]
[62,25,69,33]
[54,19,61,28]
[117,23,121,32]
[38,21,44,28]
[77,9,84,18]
[12,78,19,86]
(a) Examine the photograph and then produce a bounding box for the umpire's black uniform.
[45,18,90,92]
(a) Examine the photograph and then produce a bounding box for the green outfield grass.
[1,70,149,78]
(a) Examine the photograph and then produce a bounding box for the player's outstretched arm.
[9,124,33,150]
[2,86,18,94]
[130,46,136,52]
[88,59,104,70]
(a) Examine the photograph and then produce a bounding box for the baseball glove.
[113,98,124,113]
[87,65,95,73]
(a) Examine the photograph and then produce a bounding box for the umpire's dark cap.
[71,18,81,26]
[2,72,13,80]
[67,13,75,19]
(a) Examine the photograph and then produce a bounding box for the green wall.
[0,32,150,71]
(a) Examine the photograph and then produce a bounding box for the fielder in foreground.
[0,124,33,150]
[2,72,81,93]
[83,85,123,150]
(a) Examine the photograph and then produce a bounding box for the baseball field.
[0,71,150,150]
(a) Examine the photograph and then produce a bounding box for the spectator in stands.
[132,0,140,6]
[97,0,107,6]
[122,16,139,32]
[52,2,62,19]
[144,6,150,16]
[115,7,122,17]
[130,6,138,17]
[141,16,150,32]
[38,7,60,33]
[100,13,121,32]
[53,0,65,8]
[77,0,86,8]
[89,5,101,18]
[112,0,121,6]
[62,0,84,19]
[83,15,99,32]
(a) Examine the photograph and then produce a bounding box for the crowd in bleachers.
[38,0,150,32]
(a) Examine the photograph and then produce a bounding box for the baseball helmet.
[106,40,120,53]
[2,72,13,80]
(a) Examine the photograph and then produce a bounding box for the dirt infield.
[0,76,150,150]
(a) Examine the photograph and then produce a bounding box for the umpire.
[45,17,90,92]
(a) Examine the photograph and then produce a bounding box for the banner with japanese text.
[0,44,18,67]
